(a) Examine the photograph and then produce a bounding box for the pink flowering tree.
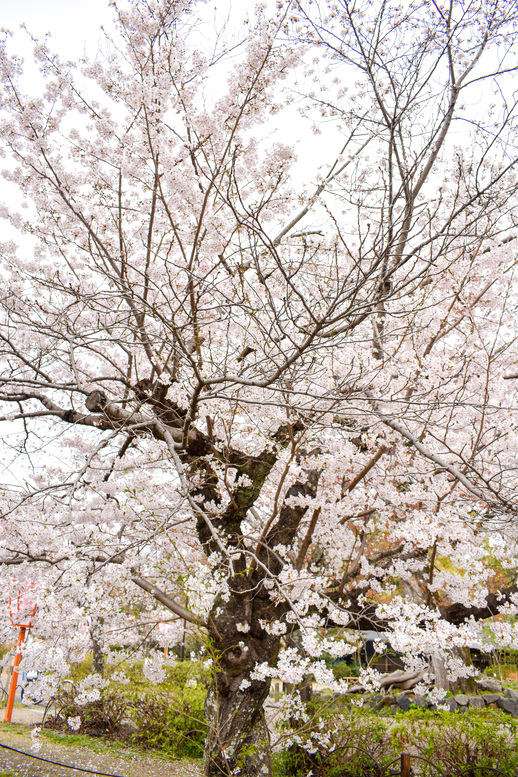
[1,0,518,773]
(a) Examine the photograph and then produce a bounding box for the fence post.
[401,752,411,777]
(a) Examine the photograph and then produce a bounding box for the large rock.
[481,693,501,704]
[454,694,469,706]
[476,676,503,693]
[369,694,384,712]
[468,696,485,709]
[444,698,458,712]
[497,697,518,717]
[397,694,411,712]
[505,688,518,702]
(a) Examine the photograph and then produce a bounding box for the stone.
[397,694,411,712]
[413,695,428,708]
[444,698,458,712]
[505,688,518,702]
[369,694,384,712]
[454,694,469,706]
[476,677,503,693]
[468,696,485,709]
[482,693,501,704]
[497,697,518,716]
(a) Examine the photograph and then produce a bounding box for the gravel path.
[0,720,202,777]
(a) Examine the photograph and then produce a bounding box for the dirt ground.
[0,711,202,777]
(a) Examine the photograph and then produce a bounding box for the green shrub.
[130,686,206,759]
[322,655,361,680]
[45,668,207,759]
[67,655,95,683]
[484,662,518,680]
[161,659,211,689]
[414,711,518,776]
[275,705,518,776]
[44,683,129,738]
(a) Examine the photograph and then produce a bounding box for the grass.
[0,724,185,766]
[42,730,127,752]
[43,730,177,760]
[0,723,29,736]
[42,729,190,765]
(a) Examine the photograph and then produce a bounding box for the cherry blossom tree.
[1,0,518,774]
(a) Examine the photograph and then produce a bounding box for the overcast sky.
[2,0,114,60]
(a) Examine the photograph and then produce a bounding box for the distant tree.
[1,1,518,774]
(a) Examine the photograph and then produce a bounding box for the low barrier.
[310,745,512,776]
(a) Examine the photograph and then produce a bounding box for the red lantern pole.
[3,590,37,723]
[3,626,27,723]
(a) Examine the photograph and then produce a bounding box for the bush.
[322,654,361,680]
[131,686,206,758]
[274,705,518,776]
[274,705,394,776]
[161,659,211,689]
[484,663,518,681]
[44,668,207,758]
[44,683,129,738]
[413,711,518,776]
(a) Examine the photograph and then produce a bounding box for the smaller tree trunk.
[432,648,477,695]
[90,618,104,676]
[449,647,477,695]
[432,653,449,692]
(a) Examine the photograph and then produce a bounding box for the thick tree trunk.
[198,449,317,775]
[203,578,281,777]
[204,672,272,777]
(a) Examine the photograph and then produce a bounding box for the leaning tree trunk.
[204,583,281,777]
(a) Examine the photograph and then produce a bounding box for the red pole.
[3,626,27,723]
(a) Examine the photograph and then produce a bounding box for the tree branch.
[131,574,207,628]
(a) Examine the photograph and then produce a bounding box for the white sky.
[0,2,116,489]
[2,0,114,59]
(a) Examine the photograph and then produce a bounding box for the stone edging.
[367,687,518,716]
